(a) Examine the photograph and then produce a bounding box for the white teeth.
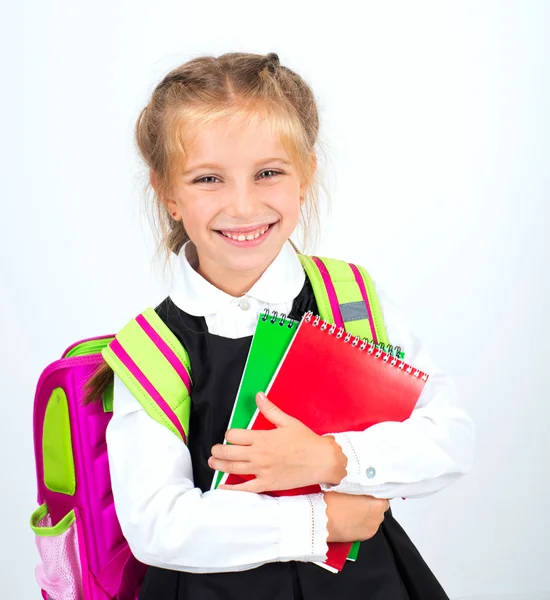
[221,225,270,241]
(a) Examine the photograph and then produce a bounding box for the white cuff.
[278,494,328,563]
[320,432,378,494]
[309,493,329,561]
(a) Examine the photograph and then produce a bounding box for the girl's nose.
[226,186,261,219]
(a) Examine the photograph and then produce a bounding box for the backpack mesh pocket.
[30,504,84,600]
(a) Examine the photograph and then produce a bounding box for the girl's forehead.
[184,116,290,164]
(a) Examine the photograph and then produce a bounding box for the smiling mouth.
[216,223,276,241]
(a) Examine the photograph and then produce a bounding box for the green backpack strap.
[101,307,192,444]
[298,255,404,359]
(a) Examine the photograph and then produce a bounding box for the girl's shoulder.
[154,296,209,339]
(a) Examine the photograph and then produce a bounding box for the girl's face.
[164,113,309,293]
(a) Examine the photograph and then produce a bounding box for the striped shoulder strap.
[298,255,404,359]
[101,307,192,444]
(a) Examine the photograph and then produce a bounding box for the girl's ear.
[149,169,159,192]
[300,152,317,197]
[150,169,178,215]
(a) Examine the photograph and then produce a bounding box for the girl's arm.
[319,281,476,499]
[106,373,329,573]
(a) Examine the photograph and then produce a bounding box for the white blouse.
[105,240,475,574]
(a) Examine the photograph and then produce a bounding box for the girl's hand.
[324,492,390,543]
[211,392,348,493]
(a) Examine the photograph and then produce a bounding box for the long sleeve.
[320,282,475,499]
[106,373,329,573]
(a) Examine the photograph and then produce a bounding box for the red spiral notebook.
[224,311,430,573]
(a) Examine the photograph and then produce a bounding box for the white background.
[2,1,549,598]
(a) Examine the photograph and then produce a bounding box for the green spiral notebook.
[209,309,360,563]
[210,310,299,491]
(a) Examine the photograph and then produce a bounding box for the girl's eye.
[193,170,282,184]
[194,175,220,184]
[258,169,281,179]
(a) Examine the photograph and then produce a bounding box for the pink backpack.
[30,255,401,599]
[30,334,148,600]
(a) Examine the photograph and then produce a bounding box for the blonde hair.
[84,51,326,404]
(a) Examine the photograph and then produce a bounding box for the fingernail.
[258,392,266,401]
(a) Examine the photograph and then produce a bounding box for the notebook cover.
[211,312,299,491]
[224,313,429,571]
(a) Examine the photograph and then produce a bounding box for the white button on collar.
[239,299,250,311]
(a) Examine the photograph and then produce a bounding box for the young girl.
[87,51,475,600]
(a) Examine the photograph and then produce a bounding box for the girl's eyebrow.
[183,157,292,176]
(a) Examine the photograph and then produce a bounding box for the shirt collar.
[169,240,306,317]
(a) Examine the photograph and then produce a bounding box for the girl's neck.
[192,245,271,298]
[195,254,269,298]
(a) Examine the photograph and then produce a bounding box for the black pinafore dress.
[138,277,451,600]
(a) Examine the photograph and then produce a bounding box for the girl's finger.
[208,457,253,475]
[218,479,265,494]
[210,443,250,461]
[224,428,255,445]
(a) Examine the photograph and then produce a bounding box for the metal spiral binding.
[262,308,296,328]
[303,311,426,381]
